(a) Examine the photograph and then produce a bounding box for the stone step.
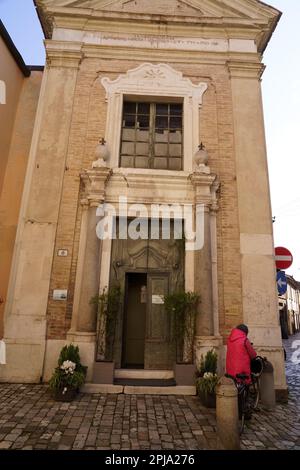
[114,378,176,387]
[124,385,196,396]
[114,369,174,380]
[82,383,196,396]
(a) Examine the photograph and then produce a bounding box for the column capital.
[45,40,83,69]
[227,61,266,80]
[190,173,220,209]
[81,167,112,207]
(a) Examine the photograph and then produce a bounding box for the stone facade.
[0,0,287,396]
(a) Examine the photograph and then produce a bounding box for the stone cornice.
[82,44,259,66]
[36,1,281,53]
[45,40,83,68]
[227,60,265,80]
[190,172,220,208]
[111,169,193,191]
[48,11,270,45]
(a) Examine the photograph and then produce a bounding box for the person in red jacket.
[226,324,257,384]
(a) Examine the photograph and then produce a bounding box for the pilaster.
[228,59,287,393]
[191,172,219,337]
[1,47,82,383]
[68,166,112,338]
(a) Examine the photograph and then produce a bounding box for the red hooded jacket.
[226,328,257,383]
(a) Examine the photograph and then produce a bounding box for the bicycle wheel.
[238,387,247,435]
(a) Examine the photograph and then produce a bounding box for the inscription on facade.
[96,33,227,52]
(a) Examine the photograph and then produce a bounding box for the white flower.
[60,360,76,373]
[62,387,68,395]
[203,372,217,380]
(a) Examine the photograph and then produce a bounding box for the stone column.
[228,60,287,397]
[191,171,224,370]
[191,173,217,337]
[0,43,82,383]
[68,167,111,337]
[195,203,214,336]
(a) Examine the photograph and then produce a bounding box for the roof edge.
[0,20,31,77]
[33,0,50,39]
[28,65,45,71]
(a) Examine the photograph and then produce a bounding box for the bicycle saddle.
[236,373,249,380]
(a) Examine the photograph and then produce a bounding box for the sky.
[0,0,299,278]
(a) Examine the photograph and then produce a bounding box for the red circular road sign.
[275,247,293,270]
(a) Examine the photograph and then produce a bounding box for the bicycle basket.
[250,356,264,377]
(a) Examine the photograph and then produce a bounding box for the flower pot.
[53,387,78,402]
[198,390,216,408]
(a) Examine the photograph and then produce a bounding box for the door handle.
[0,297,4,305]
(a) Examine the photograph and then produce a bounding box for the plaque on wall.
[58,249,68,257]
[53,290,68,301]
[152,295,164,305]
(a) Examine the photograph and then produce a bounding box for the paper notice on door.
[152,295,164,305]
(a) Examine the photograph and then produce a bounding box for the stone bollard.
[216,376,240,450]
[259,360,276,411]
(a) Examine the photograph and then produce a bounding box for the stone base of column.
[255,345,288,399]
[194,335,224,375]
[0,338,45,383]
[66,330,97,343]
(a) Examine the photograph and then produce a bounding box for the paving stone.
[0,334,299,450]
[0,441,12,449]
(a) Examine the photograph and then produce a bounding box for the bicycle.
[226,356,265,435]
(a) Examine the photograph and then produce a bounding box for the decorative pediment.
[36,0,280,21]
[101,63,208,102]
[36,0,281,52]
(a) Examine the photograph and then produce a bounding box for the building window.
[120,101,183,170]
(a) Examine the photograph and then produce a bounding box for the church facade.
[0,0,287,398]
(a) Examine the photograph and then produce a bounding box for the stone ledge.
[82,383,197,395]
[124,385,196,395]
[114,369,174,380]
[82,384,123,394]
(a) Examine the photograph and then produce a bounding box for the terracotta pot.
[53,387,78,402]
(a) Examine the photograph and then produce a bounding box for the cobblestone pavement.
[240,332,300,450]
[0,333,299,450]
[0,388,217,450]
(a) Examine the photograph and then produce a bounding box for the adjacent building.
[0,20,43,338]
[0,0,287,399]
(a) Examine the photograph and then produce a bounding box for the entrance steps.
[114,369,176,387]
[114,369,174,380]
[82,383,196,395]
[84,366,196,395]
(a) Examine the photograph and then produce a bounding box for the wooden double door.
[106,219,184,369]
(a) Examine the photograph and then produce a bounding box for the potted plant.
[90,284,122,384]
[196,349,218,408]
[164,291,200,385]
[49,344,87,402]
[196,372,219,408]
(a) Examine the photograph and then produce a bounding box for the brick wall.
[46,58,243,340]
